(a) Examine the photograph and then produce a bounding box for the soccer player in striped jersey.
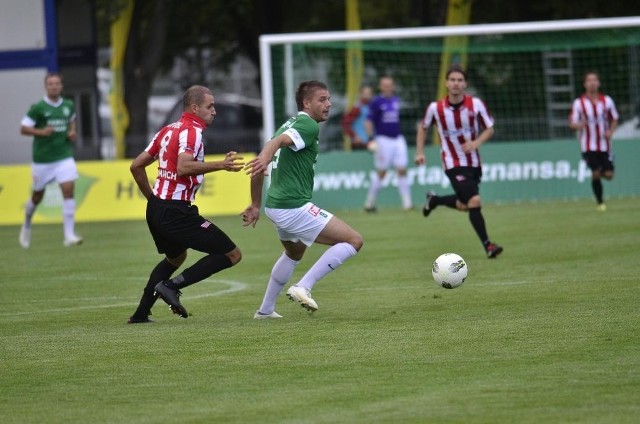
[19,72,82,248]
[127,85,245,323]
[569,71,619,211]
[415,64,503,259]
[242,81,363,318]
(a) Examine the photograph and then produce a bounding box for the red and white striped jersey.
[569,94,619,153]
[421,95,494,170]
[145,112,206,202]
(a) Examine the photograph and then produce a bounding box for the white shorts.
[265,202,334,247]
[373,135,408,170]
[31,157,78,191]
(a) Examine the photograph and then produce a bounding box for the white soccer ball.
[432,253,468,289]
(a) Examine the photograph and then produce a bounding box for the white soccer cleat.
[253,310,283,320]
[19,225,31,249]
[63,234,83,247]
[286,286,318,312]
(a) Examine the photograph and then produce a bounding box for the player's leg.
[365,137,392,212]
[147,202,238,318]
[255,240,305,318]
[128,252,185,323]
[583,153,605,207]
[288,213,363,310]
[19,162,51,248]
[56,158,82,246]
[393,137,413,210]
[596,153,615,211]
[456,170,503,258]
[422,168,462,217]
[365,169,386,212]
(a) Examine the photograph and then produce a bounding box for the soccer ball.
[431,253,468,289]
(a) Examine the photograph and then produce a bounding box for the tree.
[95,0,640,156]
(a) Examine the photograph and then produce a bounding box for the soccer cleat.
[486,243,504,259]
[127,315,154,324]
[596,203,607,212]
[253,310,283,320]
[19,225,31,249]
[154,282,189,318]
[364,205,377,213]
[63,234,83,247]
[286,286,318,312]
[422,191,437,217]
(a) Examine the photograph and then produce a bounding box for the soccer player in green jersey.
[19,73,82,248]
[242,81,364,318]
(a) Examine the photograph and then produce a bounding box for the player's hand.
[414,153,425,165]
[244,156,271,177]
[67,129,77,142]
[462,140,478,153]
[222,151,244,172]
[41,126,54,136]
[240,205,260,228]
[366,140,378,152]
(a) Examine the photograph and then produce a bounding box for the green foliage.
[1,198,639,423]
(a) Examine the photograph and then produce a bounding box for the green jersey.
[265,112,320,209]
[23,97,76,163]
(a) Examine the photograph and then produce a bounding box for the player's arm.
[463,126,494,153]
[568,101,585,130]
[244,134,294,178]
[177,151,244,177]
[20,117,54,137]
[606,118,619,140]
[415,123,427,165]
[130,151,156,200]
[415,106,433,164]
[67,118,77,142]
[241,173,264,228]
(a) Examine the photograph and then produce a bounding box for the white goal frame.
[259,16,640,141]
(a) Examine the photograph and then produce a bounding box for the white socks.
[365,173,381,208]
[258,253,299,315]
[62,198,76,239]
[296,242,358,291]
[23,199,36,229]
[397,175,412,209]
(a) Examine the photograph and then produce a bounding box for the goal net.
[259,17,640,151]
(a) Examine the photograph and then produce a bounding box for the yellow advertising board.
[0,154,255,225]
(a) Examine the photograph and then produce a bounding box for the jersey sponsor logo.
[442,128,473,138]
[157,168,177,180]
[307,204,321,216]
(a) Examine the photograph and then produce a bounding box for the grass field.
[1,198,639,423]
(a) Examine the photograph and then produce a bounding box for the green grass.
[1,198,639,423]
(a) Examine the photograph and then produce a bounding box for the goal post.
[259,16,640,150]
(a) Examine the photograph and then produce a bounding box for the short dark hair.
[446,64,467,80]
[295,80,328,111]
[44,72,63,84]
[183,85,212,110]
[583,70,600,82]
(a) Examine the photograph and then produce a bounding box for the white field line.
[1,279,247,316]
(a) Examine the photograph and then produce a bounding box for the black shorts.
[444,167,482,204]
[582,151,614,173]
[145,197,236,258]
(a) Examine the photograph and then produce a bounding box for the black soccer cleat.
[154,281,189,318]
[422,191,437,217]
[486,243,504,259]
[127,315,154,324]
